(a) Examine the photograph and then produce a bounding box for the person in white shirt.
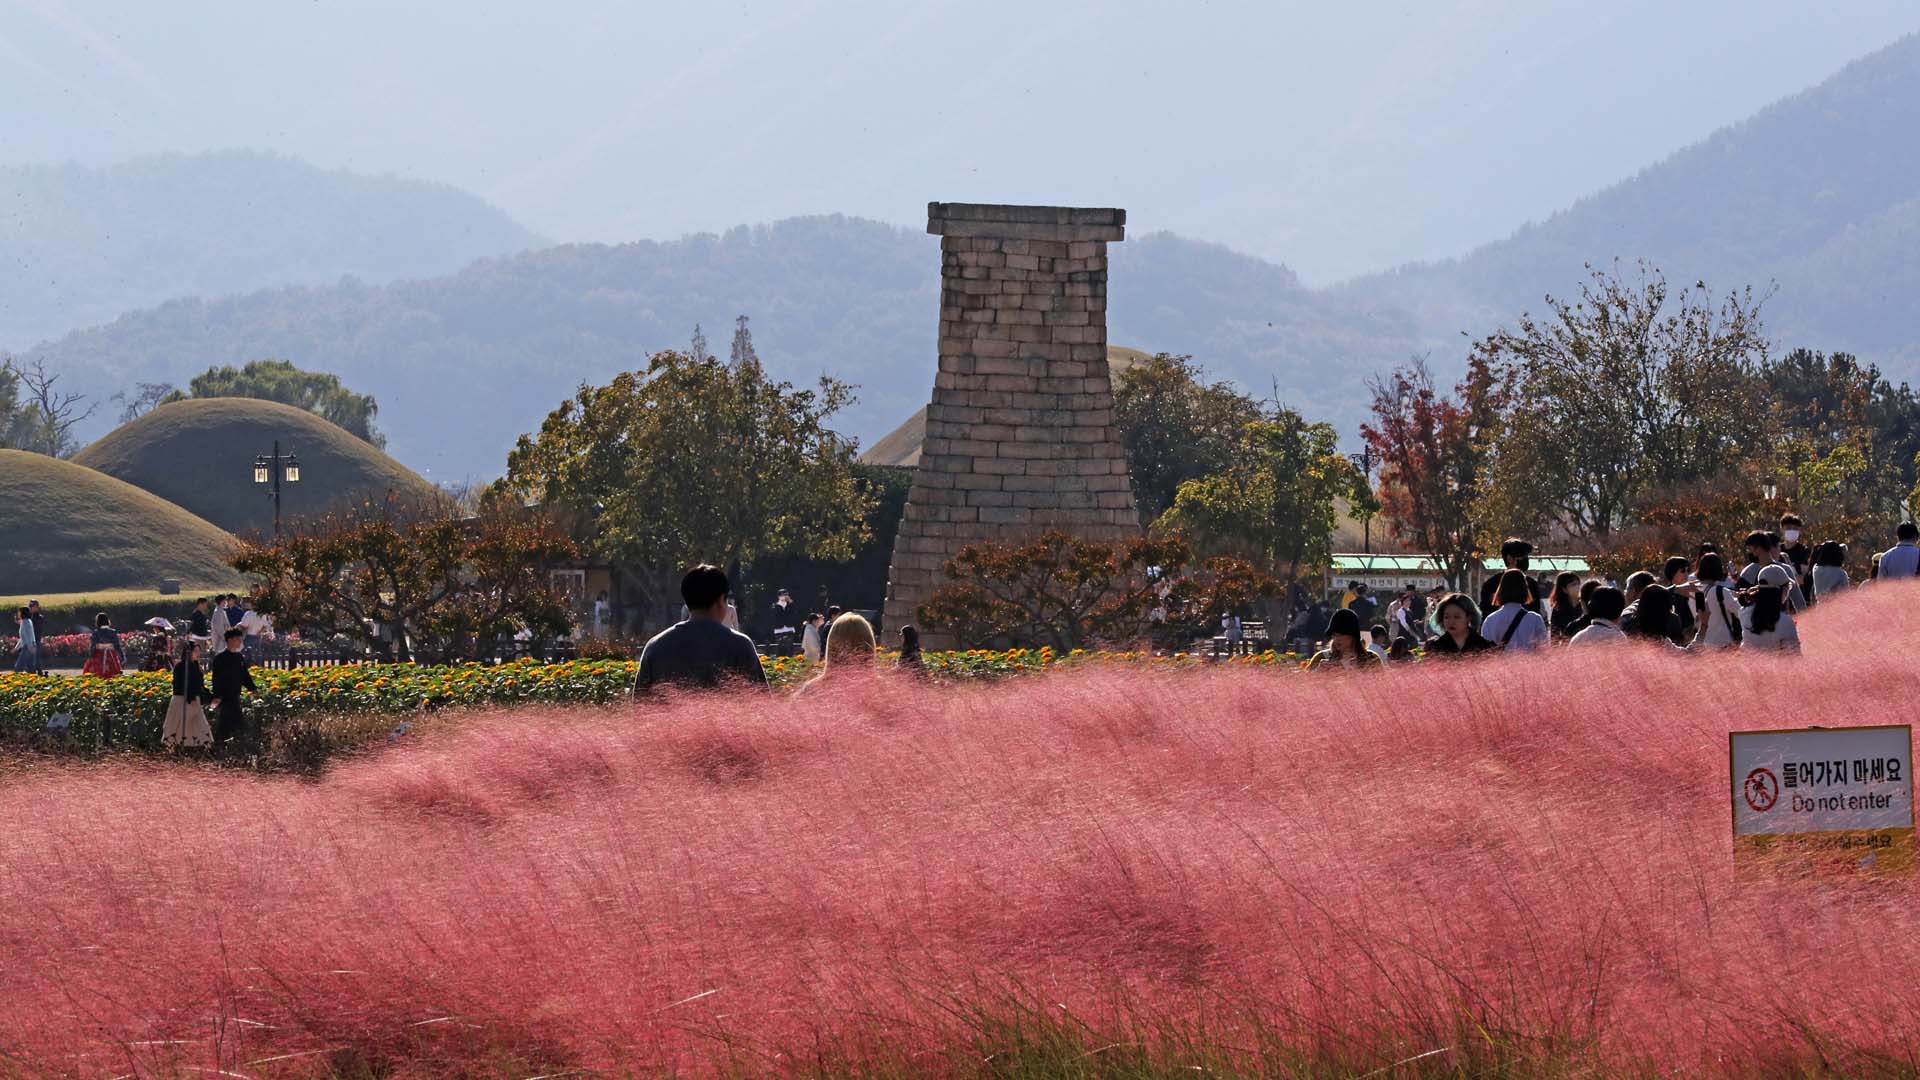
[1740,564,1801,654]
[1691,552,1743,650]
[1568,586,1628,648]
[1480,569,1549,652]
[800,612,825,663]
[1876,522,1920,580]
[1367,624,1391,663]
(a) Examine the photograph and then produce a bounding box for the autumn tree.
[1477,262,1770,539]
[918,530,1274,649]
[1112,352,1266,521]
[498,349,873,628]
[233,500,578,663]
[1156,408,1372,587]
[1362,355,1502,589]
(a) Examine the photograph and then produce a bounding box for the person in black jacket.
[1478,537,1545,617]
[208,628,258,752]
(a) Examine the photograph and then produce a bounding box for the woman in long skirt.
[162,640,213,750]
[81,613,124,678]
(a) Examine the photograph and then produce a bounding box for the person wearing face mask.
[1778,513,1811,583]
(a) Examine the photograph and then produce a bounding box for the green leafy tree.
[1112,352,1266,521]
[1476,262,1770,538]
[1157,408,1372,587]
[499,349,873,629]
[1761,348,1920,536]
[233,500,578,664]
[168,359,384,446]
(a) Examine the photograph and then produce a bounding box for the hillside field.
[74,397,442,535]
[2,586,1917,1075]
[0,450,245,595]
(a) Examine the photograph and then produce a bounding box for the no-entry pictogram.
[1744,768,1779,812]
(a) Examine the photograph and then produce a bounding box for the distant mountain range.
[14,34,1920,478]
[25,219,1422,476]
[1346,32,1920,370]
[0,150,542,347]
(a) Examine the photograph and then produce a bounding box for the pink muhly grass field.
[3,587,1920,1077]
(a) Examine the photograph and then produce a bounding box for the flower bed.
[3,631,159,664]
[0,648,1312,749]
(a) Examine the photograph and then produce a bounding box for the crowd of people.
[1302,517,1919,671]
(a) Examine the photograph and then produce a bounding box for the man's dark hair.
[1500,537,1533,565]
[1745,530,1776,551]
[1663,556,1690,583]
[1579,578,1601,604]
[16,606,28,621]
[195,597,209,607]
[680,564,730,610]
[1586,586,1627,622]
[1780,513,1803,529]
[223,628,245,642]
[1698,552,1727,582]
[1900,521,1919,542]
[1369,623,1388,641]
[1812,541,1846,568]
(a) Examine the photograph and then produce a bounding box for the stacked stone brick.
[882,202,1142,643]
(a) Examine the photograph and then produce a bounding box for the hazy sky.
[5,0,1917,283]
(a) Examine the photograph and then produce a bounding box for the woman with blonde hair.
[796,612,879,694]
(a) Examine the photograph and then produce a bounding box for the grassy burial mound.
[0,450,245,595]
[74,398,440,535]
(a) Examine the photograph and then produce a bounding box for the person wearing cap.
[1306,608,1382,671]
[1739,564,1802,654]
[1876,521,1920,581]
[769,588,799,654]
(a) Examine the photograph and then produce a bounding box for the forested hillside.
[0,150,542,346]
[1348,32,1920,370]
[30,218,1420,477]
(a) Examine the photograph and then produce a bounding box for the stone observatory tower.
[881,202,1142,645]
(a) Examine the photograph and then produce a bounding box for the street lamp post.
[253,440,301,538]
[1348,446,1378,555]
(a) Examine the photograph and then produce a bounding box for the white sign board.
[1729,725,1914,876]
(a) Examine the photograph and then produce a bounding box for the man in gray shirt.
[634,564,767,695]
[1878,521,1920,580]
